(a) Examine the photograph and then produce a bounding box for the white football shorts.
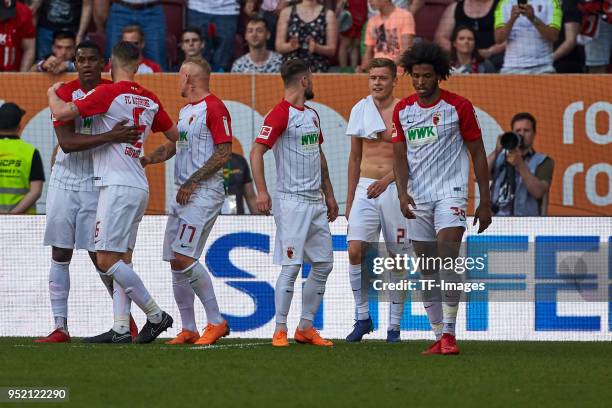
[94,185,148,252]
[163,187,223,261]
[273,197,334,266]
[43,186,99,251]
[407,197,467,242]
[347,178,408,249]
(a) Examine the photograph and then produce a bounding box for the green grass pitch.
[1,338,610,408]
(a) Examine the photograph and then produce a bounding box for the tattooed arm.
[140,141,177,167]
[47,85,81,122]
[176,142,232,205]
[320,148,338,222]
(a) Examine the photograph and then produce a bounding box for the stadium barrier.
[1,215,611,341]
[0,74,610,216]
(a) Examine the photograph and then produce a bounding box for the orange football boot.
[294,327,333,346]
[34,329,71,343]
[272,330,289,347]
[194,321,230,345]
[165,329,200,345]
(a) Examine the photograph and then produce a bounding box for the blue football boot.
[386,328,401,343]
[346,317,374,342]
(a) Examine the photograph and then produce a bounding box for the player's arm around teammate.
[48,42,179,344]
[141,58,232,346]
[37,42,141,343]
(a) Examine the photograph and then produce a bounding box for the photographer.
[488,113,554,216]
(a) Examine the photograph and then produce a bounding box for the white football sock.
[172,268,197,332]
[185,262,223,325]
[388,269,407,330]
[49,260,70,330]
[299,262,332,330]
[442,266,462,336]
[275,264,300,332]
[112,264,132,334]
[107,260,161,323]
[349,263,369,320]
[97,269,114,297]
[389,304,403,331]
[443,302,459,336]
[422,271,443,340]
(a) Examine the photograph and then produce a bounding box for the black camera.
[500,131,523,150]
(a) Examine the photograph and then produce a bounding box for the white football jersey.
[392,89,482,204]
[175,94,232,192]
[49,78,112,191]
[73,81,173,191]
[255,100,323,201]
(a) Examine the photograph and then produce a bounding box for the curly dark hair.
[398,41,451,80]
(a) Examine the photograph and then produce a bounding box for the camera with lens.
[500,131,523,150]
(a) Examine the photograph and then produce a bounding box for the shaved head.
[179,57,211,98]
[182,57,211,78]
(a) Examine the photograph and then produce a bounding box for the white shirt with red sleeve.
[73,81,173,191]
[50,78,112,192]
[392,89,482,204]
[175,94,232,192]
[255,100,323,201]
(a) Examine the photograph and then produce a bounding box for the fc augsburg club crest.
[432,112,441,126]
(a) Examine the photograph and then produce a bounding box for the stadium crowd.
[0,0,610,74]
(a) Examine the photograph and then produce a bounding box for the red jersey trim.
[204,94,233,145]
[283,99,304,111]
[255,101,290,148]
[392,90,482,142]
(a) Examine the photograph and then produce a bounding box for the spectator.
[0,0,35,72]
[581,0,611,73]
[232,15,282,72]
[105,25,162,73]
[450,26,496,73]
[94,0,166,70]
[222,152,260,214]
[257,0,287,49]
[488,113,554,216]
[173,27,205,71]
[276,0,338,72]
[359,0,415,72]
[31,30,77,74]
[435,0,505,70]
[30,0,92,61]
[187,0,240,72]
[367,0,425,17]
[337,0,368,68]
[554,0,584,73]
[0,103,45,214]
[494,0,562,73]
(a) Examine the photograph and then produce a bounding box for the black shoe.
[135,311,173,344]
[82,329,132,344]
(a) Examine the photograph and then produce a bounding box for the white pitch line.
[173,342,270,350]
[13,342,270,350]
